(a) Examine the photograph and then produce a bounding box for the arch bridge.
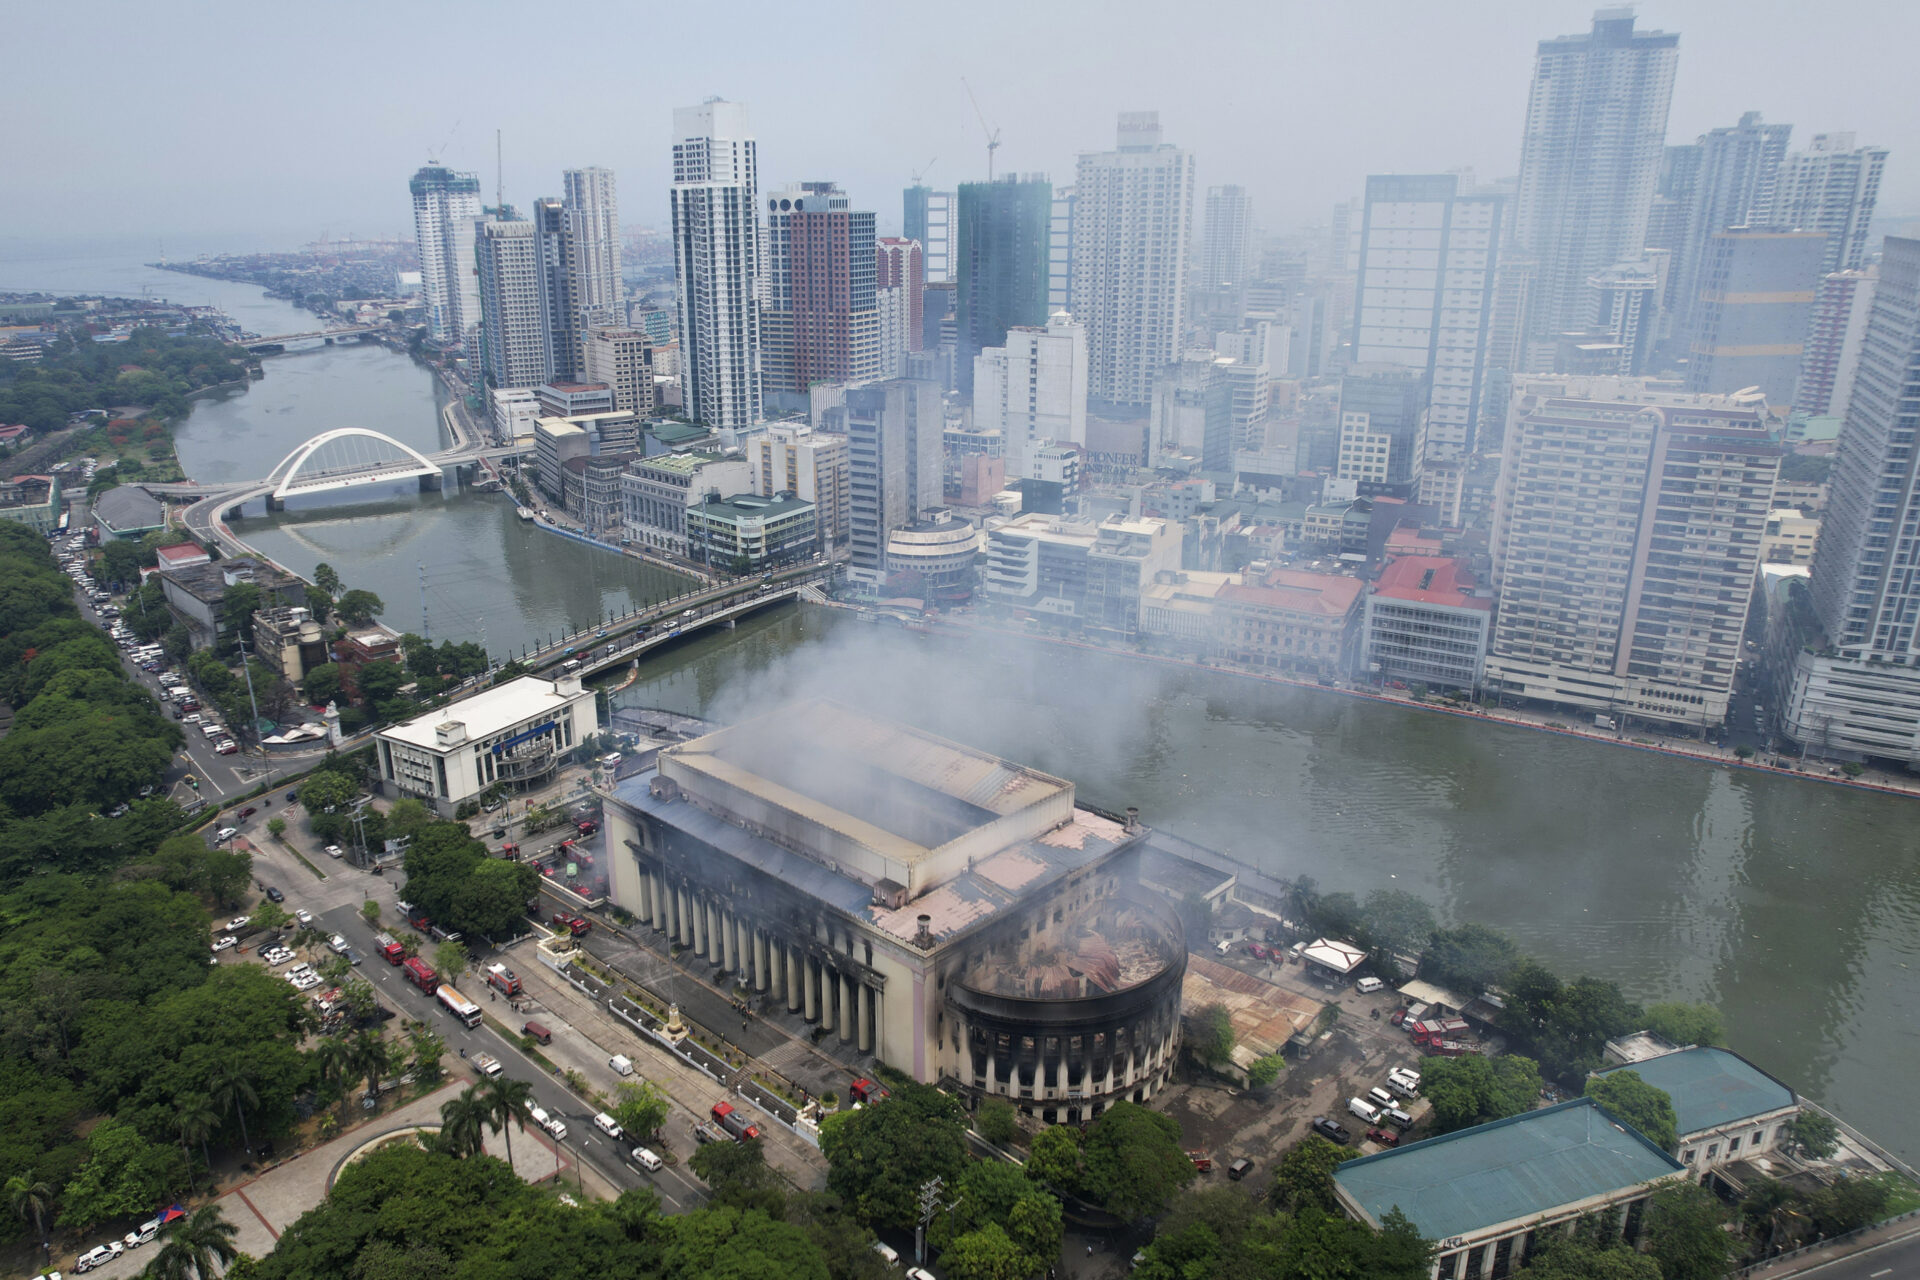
[265,428,445,502]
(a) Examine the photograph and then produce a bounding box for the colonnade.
[631,863,881,1054]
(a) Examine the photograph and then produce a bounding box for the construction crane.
[911,157,938,187]
[961,80,1002,180]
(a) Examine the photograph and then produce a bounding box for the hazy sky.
[11,0,1917,250]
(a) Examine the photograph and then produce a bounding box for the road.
[233,821,711,1213]
[1749,1224,1920,1279]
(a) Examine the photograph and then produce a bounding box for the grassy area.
[1873,1171,1920,1216]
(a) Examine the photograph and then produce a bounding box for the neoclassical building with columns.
[601,700,1186,1122]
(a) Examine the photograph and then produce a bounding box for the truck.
[711,1101,760,1141]
[1595,713,1617,731]
[437,984,483,1029]
[1407,1018,1470,1046]
[1428,1039,1482,1057]
[374,932,406,965]
[485,963,522,997]
[849,1078,888,1105]
[402,956,439,992]
[471,1052,503,1078]
[691,1121,729,1146]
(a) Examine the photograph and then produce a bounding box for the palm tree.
[207,1064,258,1160]
[438,1086,488,1158]
[477,1074,535,1173]
[174,1093,221,1192]
[141,1203,239,1280]
[6,1169,53,1261]
[313,1037,354,1112]
[348,1030,392,1111]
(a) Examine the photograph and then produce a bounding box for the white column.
[754,931,771,993]
[858,982,874,1053]
[789,947,805,1012]
[838,971,855,1042]
[803,955,819,1021]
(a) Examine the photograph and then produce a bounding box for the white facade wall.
[1073,113,1196,406]
[671,101,762,429]
[972,310,1088,480]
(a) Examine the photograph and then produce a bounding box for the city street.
[231,821,713,1212]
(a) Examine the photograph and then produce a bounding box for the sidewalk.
[504,939,829,1194]
[1740,1213,1920,1277]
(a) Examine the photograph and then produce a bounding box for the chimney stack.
[914,914,934,948]
[1125,806,1141,832]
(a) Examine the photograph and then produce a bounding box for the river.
[0,239,697,658]
[613,601,1920,1163]
[10,240,1919,1162]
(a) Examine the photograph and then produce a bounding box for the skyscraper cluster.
[405,9,1920,763]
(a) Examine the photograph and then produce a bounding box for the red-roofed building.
[1361,555,1492,690]
[153,542,212,572]
[1216,566,1364,678]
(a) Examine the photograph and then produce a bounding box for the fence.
[1732,1208,1920,1277]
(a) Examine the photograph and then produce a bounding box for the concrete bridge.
[519,579,819,678]
[243,325,384,351]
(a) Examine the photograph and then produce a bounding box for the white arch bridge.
[264,428,447,502]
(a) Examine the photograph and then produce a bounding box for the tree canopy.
[819,1077,969,1229]
[1585,1071,1679,1152]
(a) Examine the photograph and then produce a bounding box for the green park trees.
[1422,1054,1544,1134]
[819,1078,969,1229]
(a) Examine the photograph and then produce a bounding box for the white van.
[872,1241,901,1267]
[1347,1096,1381,1124]
[593,1112,624,1141]
[630,1146,663,1172]
[1214,938,1233,955]
[608,1054,634,1077]
[1355,976,1386,994]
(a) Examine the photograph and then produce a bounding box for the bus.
[436,984,483,1029]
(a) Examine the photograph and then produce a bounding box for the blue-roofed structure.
[1334,1098,1685,1275]
[1594,1046,1800,1178]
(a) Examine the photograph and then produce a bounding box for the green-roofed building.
[1594,1046,1799,1181]
[1333,1098,1686,1279]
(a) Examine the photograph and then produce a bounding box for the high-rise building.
[1351,174,1504,460]
[1783,239,1920,762]
[956,175,1053,394]
[845,379,943,584]
[1198,185,1255,290]
[1644,143,1703,258]
[972,309,1088,480]
[1149,353,1231,470]
[474,215,550,389]
[670,100,762,430]
[904,186,955,284]
[562,167,623,331]
[1686,228,1826,404]
[580,328,659,416]
[1335,364,1429,497]
[1048,185,1076,312]
[1667,112,1793,344]
[761,183,880,400]
[1582,255,1664,376]
[1487,377,1779,725]
[1795,267,1877,416]
[533,197,577,381]
[410,163,484,345]
[1512,10,1679,361]
[1768,133,1889,276]
[876,237,925,379]
[748,423,849,549]
[1073,112,1197,407]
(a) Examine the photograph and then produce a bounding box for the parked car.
[264,885,284,903]
[215,827,239,843]
[294,909,314,926]
[328,934,349,954]
[211,936,237,953]
[1311,1117,1351,1144]
[1366,1126,1401,1147]
[216,740,239,755]
[225,916,250,932]
[324,845,343,859]
[239,806,257,819]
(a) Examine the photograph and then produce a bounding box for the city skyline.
[10,2,1920,250]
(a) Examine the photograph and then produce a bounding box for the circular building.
[945,889,1185,1124]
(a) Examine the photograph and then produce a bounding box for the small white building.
[375,675,598,816]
